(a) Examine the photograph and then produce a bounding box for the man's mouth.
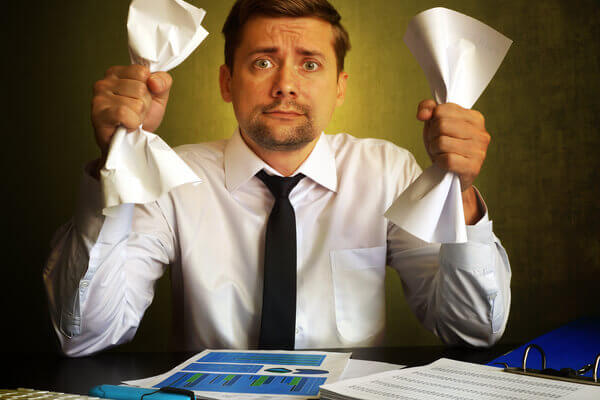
[263,109,305,118]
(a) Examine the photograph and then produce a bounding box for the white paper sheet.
[339,359,404,381]
[385,7,512,243]
[124,349,351,399]
[100,0,209,215]
[320,358,600,400]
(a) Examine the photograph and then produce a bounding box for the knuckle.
[93,80,106,94]
[474,110,485,124]
[105,65,120,77]
[479,149,487,162]
[115,105,130,122]
[91,96,104,112]
[437,118,449,134]
[132,98,145,114]
[135,81,149,98]
[132,65,150,81]
[483,131,491,145]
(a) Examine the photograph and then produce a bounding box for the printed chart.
[197,352,326,366]
[136,350,351,398]
[156,371,325,395]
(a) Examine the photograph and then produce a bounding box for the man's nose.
[271,63,298,99]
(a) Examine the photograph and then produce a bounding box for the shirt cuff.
[73,160,105,243]
[466,186,495,244]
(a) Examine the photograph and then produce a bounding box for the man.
[44,0,511,357]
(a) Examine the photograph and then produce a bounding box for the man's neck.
[239,129,319,176]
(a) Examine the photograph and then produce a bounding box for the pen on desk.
[89,385,196,400]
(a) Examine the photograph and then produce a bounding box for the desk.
[1,345,514,394]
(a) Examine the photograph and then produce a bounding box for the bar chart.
[156,371,326,396]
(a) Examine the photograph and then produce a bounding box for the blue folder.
[488,316,600,378]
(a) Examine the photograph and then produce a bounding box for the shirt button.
[296,327,302,334]
[80,280,89,288]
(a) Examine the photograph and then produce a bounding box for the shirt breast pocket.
[330,246,386,345]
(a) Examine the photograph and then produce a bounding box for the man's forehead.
[240,16,334,52]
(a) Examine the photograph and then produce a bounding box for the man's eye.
[254,59,273,69]
[303,61,319,71]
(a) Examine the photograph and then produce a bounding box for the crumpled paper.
[385,7,512,243]
[100,0,209,215]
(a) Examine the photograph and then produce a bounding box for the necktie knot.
[256,170,305,199]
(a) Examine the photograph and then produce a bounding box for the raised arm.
[43,65,175,356]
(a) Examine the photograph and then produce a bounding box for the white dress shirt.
[44,130,511,357]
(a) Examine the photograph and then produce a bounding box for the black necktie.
[256,170,305,349]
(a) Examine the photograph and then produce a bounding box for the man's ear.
[219,64,233,102]
[335,71,349,107]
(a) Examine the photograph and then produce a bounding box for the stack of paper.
[320,358,600,400]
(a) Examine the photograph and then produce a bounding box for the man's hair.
[222,0,351,74]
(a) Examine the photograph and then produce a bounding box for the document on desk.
[319,358,600,399]
[124,349,351,399]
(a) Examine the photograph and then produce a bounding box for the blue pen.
[89,385,195,400]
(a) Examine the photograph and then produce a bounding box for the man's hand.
[91,65,173,168]
[417,99,490,224]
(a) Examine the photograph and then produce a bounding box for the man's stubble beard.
[244,100,317,152]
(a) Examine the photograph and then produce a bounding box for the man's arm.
[385,100,510,346]
[43,169,175,356]
[43,65,176,356]
[387,202,511,347]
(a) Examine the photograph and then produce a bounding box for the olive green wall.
[3,0,598,352]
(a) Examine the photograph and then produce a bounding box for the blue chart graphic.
[184,363,262,373]
[197,352,325,366]
[156,372,326,396]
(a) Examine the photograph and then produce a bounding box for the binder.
[488,316,600,384]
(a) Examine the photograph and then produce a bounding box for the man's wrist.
[89,157,105,181]
[462,186,483,225]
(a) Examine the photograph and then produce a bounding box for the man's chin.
[243,122,317,152]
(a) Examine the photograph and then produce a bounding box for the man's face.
[220,17,348,152]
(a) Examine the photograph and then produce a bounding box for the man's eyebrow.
[246,47,278,57]
[297,48,326,58]
[244,47,326,59]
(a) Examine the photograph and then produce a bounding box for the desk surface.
[1,345,514,394]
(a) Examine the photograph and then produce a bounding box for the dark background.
[2,0,599,353]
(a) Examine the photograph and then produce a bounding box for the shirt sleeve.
[42,163,175,357]
[386,189,512,347]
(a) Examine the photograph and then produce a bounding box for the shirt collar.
[224,128,338,193]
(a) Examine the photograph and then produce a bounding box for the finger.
[110,78,152,103]
[147,72,173,104]
[97,104,143,132]
[432,103,486,128]
[433,152,476,176]
[104,65,150,82]
[417,99,437,121]
[429,135,487,160]
[429,117,491,144]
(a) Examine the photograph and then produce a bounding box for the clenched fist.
[417,99,490,224]
[91,65,173,163]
